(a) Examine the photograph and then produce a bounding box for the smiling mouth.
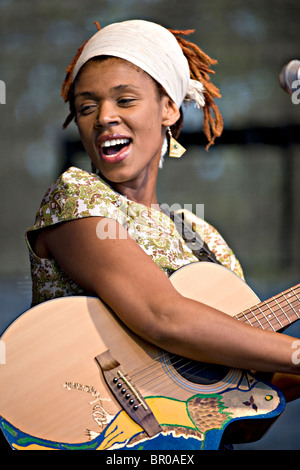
[100,138,131,157]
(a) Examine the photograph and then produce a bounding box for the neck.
[114,182,159,208]
[107,169,160,208]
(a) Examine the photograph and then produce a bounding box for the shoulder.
[177,208,245,279]
[30,167,122,230]
[41,166,114,211]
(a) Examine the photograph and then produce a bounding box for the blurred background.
[0,0,299,450]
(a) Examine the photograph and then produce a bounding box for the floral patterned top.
[26,166,244,306]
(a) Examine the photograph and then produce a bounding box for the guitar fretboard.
[235,284,300,332]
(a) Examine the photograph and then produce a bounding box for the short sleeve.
[27,166,129,232]
[25,167,244,307]
[25,167,134,306]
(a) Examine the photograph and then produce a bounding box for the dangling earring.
[167,127,186,158]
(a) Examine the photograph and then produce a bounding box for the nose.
[94,101,121,128]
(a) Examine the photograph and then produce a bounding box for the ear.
[161,96,181,127]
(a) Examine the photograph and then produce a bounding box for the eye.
[79,104,98,115]
[117,98,136,106]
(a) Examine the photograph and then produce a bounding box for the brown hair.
[169,29,223,149]
[61,23,223,150]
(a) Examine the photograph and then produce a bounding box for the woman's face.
[73,57,179,190]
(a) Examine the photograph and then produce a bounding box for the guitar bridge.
[95,350,162,437]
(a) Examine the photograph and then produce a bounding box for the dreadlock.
[61,22,101,129]
[61,23,223,150]
[169,29,223,150]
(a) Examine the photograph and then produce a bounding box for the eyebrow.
[113,84,141,91]
[74,84,142,100]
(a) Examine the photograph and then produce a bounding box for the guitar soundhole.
[169,355,230,385]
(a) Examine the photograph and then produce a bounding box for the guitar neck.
[235,284,300,332]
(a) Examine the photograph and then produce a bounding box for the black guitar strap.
[169,211,222,265]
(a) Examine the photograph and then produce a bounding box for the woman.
[26,19,299,448]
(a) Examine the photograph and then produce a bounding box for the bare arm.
[35,216,300,377]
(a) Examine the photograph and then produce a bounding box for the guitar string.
[237,297,300,330]
[121,286,300,395]
[116,347,210,395]
[235,285,300,330]
[119,286,300,389]
[244,291,300,327]
[126,301,296,395]
[132,359,190,394]
[133,349,242,398]
[111,285,300,397]
[128,351,201,385]
[122,345,233,397]
[236,285,300,328]
[129,355,211,396]
[237,305,294,330]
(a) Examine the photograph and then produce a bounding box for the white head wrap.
[72,19,205,110]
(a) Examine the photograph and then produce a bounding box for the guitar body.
[0,263,286,450]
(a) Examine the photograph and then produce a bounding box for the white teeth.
[101,138,130,148]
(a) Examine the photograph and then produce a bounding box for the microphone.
[279,60,300,94]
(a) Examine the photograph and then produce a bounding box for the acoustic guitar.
[0,262,299,450]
